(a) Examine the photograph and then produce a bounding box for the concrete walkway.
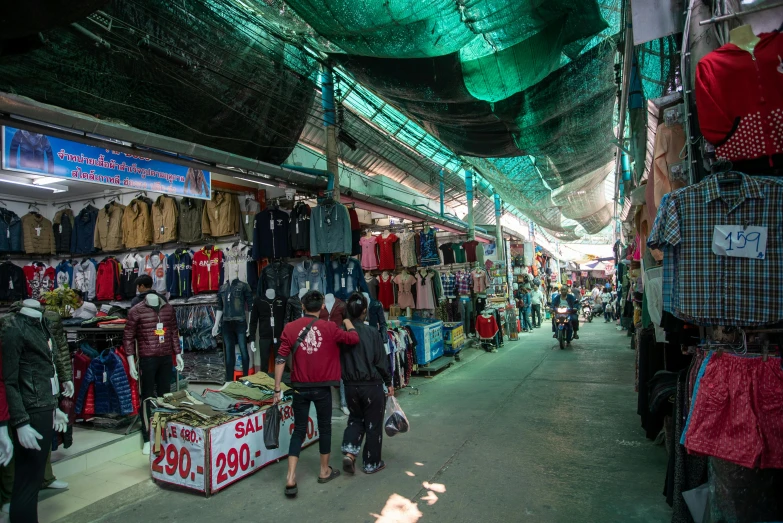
[57,320,670,523]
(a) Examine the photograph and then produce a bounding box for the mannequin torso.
[729,25,760,54]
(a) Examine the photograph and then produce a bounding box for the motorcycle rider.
[551,285,580,340]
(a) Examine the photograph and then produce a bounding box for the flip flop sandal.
[343,455,356,475]
[317,466,341,484]
[285,484,298,498]
[364,461,386,475]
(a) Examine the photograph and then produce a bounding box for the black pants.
[342,383,386,472]
[140,355,172,443]
[10,409,53,523]
[531,304,542,327]
[257,338,278,374]
[289,387,332,458]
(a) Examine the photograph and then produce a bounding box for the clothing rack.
[698,1,783,25]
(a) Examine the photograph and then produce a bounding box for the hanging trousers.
[140,355,173,443]
[222,320,249,381]
[341,383,386,473]
[446,298,460,323]
[459,297,473,335]
[256,338,277,374]
[10,409,54,523]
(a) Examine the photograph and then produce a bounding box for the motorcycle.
[580,298,593,323]
[554,306,573,349]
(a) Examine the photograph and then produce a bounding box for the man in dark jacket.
[339,293,392,476]
[273,290,359,497]
[130,274,160,307]
[123,283,183,454]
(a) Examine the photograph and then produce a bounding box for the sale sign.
[209,403,318,492]
[150,423,207,491]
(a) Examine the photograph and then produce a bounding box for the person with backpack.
[339,293,393,475]
[273,291,359,498]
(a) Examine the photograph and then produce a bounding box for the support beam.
[494,192,504,262]
[439,169,445,217]
[465,169,475,240]
[321,65,339,200]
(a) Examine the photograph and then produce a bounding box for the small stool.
[232,368,257,381]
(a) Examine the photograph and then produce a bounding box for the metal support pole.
[321,65,340,201]
[465,170,475,240]
[494,192,504,262]
[613,3,634,239]
[439,169,445,217]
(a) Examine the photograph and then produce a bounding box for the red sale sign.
[209,403,318,492]
[150,423,207,491]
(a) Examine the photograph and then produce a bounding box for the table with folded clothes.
[148,372,319,495]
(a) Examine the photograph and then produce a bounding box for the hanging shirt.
[455,270,472,295]
[440,273,456,297]
[144,253,168,295]
[359,235,379,270]
[439,243,455,264]
[419,229,440,266]
[475,314,499,339]
[463,240,479,263]
[451,243,466,264]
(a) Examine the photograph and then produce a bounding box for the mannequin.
[249,288,286,373]
[124,291,184,455]
[325,293,336,313]
[213,278,256,380]
[2,303,68,522]
[729,25,760,53]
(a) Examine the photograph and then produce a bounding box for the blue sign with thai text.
[1,126,211,199]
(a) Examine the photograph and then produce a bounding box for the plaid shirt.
[649,172,783,326]
[649,193,679,314]
[455,270,472,295]
[440,273,456,297]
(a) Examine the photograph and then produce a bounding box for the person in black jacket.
[340,293,392,476]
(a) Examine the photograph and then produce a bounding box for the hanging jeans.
[342,383,386,473]
[222,320,249,381]
[140,355,173,443]
[459,297,473,336]
[531,304,542,327]
[10,409,53,523]
[289,387,332,457]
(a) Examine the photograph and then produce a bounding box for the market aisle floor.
[55,319,670,523]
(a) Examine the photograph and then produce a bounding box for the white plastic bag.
[384,396,410,437]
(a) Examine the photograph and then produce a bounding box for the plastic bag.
[384,396,410,437]
[263,405,281,449]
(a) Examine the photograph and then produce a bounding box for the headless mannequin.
[729,25,760,53]
[247,290,277,351]
[381,271,390,281]
[325,293,336,313]
[266,289,276,300]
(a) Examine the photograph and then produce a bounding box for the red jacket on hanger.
[191,246,223,294]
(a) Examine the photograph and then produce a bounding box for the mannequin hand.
[62,381,75,398]
[246,325,250,337]
[175,354,185,372]
[249,342,256,353]
[0,426,13,466]
[211,324,220,337]
[54,409,68,433]
[127,355,139,381]
[16,424,43,451]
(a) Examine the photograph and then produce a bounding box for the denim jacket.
[290,260,327,296]
[327,258,369,300]
[217,279,254,322]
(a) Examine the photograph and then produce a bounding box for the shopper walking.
[601,286,613,322]
[516,286,532,332]
[339,293,393,475]
[529,285,543,328]
[273,291,359,498]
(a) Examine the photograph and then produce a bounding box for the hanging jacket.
[143,252,168,294]
[191,246,223,294]
[72,259,97,300]
[367,300,387,335]
[216,279,254,322]
[121,199,152,249]
[152,195,178,244]
[0,208,22,253]
[52,209,75,254]
[166,249,192,299]
[252,207,290,259]
[238,197,260,242]
[21,213,55,254]
[0,311,59,427]
[72,205,98,254]
[74,350,133,416]
[7,130,54,173]
[309,202,352,255]
[95,258,121,301]
[94,202,125,252]
[290,260,327,296]
[120,254,143,300]
[22,262,54,301]
[259,260,293,298]
[327,257,369,300]
[249,294,286,340]
[54,260,73,288]
[289,202,311,255]
[202,192,239,238]
[122,297,181,359]
[0,262,26,302]
[178,198,204,243]
[284,293,303,324]
[319,298,346,326]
